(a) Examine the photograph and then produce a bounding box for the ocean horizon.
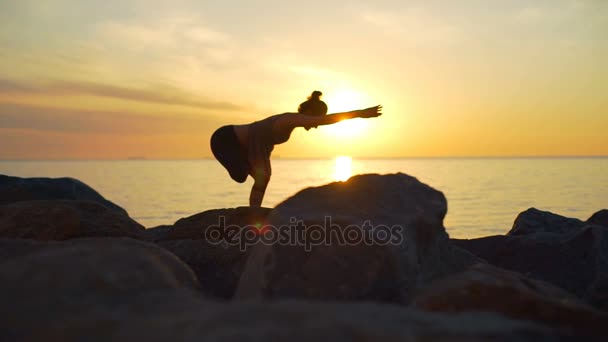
[2,156,606,239]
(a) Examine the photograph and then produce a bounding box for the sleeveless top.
[246,113,293,179]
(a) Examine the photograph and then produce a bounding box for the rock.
[236,173,479,303]
[0,237,200,328]
[413,263,608,338]
[108,301,561,342]
[161,206,272,240]
[158,239,248,299]
[588,210,608,227]
[0,237,560,341]
[454,208,608,310]
[0,175,128,215]
[148,207,272,298]
[509,208,586,237]
[453,234,593,298]
[0,200,145,240]
[2,293,565,341]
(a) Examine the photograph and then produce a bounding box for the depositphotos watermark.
[204,216,404,251]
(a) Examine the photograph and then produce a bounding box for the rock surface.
[0,174,602,340]
[0,289,563,341]
[0,175,128,215]
[588,209,608,227]
[237,173,479,303]
[509,208,586,237]
[413,263,608,338]
[0,238,200,329]
[154,206,272,241]
[146,207,273,298]
[0,200,145,240]
[158,239,248,298]
[454,207,608,310]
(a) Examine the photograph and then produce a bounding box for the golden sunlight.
[333,156,352,181]
[323,89,369,137]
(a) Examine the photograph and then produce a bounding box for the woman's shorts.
[210,125,249,183]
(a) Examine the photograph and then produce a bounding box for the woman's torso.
[234,113,293,149]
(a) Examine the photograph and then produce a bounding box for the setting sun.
[323,89,370,137]
[334,156,352,181]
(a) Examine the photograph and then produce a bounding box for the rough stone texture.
[588,209,608,228]
[0,175,128,215]
[236,173,479,303]
[454,208,608,310]
[0,237,202,341]
[1,294,562,342]
[158,239,248,299]
[0,200,145,240]
[146,207,272,298]
[509,208,586,237]
[160,206,272,240]
[0,238,199,300]
[413,263,608,338]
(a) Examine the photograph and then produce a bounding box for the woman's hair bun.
[299,90,327,116]
[309,90,323,100]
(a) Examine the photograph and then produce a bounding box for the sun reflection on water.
[334,156,352,181]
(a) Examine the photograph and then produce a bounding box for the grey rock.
[0,175,128,215]
[588,209,608,227]
[236,173,479,303]
[0,200,145,240]
[159,206,272,241]
[455,208,608,310]
[0,237,200,328]
[413,263,608,338]
[158,239,248,299]
[509,208,586,237]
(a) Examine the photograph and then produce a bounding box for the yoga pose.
[210,91,382,207]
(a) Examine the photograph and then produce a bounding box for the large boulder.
[145,207,272,298]
[158,239,248,299]
[107,301,561,342]
[149,206,272,241]
[413,263,608,338]
[454,208,608,310]
[0,175,128,215]
[509,208,586,237]
[588,209,608,227]
[236,173,479,303]
[0,200,145,240]
[0,237,200,334]
[1,293,564,341]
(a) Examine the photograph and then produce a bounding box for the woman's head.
[298,90,328,117]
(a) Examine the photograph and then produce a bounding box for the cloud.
[357,6,466,46]
[0,78,242,111]
[0,102,223,135]
[96,14,235,64]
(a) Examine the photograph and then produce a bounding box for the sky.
[0,0,606,159]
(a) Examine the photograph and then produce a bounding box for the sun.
[322,89,369,137]
[333,156,352,181]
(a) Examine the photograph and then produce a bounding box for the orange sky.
[0,0,606,159]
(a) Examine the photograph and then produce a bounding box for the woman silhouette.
[210,91,382,207]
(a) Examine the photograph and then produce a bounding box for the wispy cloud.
[357,6,466,46]
[0,102,222,135]
[96,14,236,65]
[0,78,242,111]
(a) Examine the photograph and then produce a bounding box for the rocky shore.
[1,173,607,341]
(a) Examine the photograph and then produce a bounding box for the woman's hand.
[357,105,383,118]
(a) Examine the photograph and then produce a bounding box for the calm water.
[1,158,606,238]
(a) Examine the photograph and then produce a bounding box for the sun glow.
[333,156,352,181]
[323,89,369,137]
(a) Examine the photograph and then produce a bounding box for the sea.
[1,157,606,239]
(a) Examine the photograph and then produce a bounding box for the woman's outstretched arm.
[276,105,382,131]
